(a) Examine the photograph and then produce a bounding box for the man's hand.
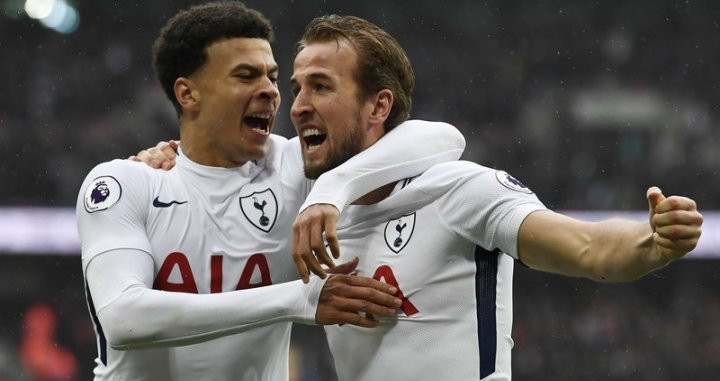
[647,186,703,262]
[315,257,400,327]
[292,204,341,283]
[128,140,180,170]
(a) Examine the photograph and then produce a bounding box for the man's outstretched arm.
[517,187,703,282]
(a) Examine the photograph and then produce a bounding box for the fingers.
[647,186,665,230]
[158,140,178,158]
[654,223,703,240]
[311,223,335,270]
[292,204,341,281]
[646,186,665,212]
[293,219,327,280]
[132,141,179,170]
[325,216,340,259]
[654,195,698,213]
[316,274,402,327]
[329,257,359,275]
[323,311,381,328]
[292,225,310,283]
[646,188,703,260]
[341,273,397,296]
[292,255,310,284]
[651,196,702,241]
[136,149,163,168]
[333,298,398,320]
[654,234,700,253]
[155,141,178,169]
[652,209,704,231]
[652,208,703,254]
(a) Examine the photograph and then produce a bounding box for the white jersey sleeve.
[298,120,465,214]
[76,159,153,269]
[422,161,546,258]
[85,248,324,350]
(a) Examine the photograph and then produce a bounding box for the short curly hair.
[296,15,414,132]
[152,1,274,115]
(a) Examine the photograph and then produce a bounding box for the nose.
[258,78,279,103]
[290,90,312,121]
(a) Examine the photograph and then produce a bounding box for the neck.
[352,181,397,205]
[179,120,247,168]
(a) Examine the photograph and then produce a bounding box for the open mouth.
[302,128,327,150]
[244,113,272,134]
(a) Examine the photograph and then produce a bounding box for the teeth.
[302,129,322,138]
[247,113,272,120]
[245,113,272,133]
[302,128,326,149]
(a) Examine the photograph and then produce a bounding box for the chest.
[337,206,479,317]
[145,172,299,293]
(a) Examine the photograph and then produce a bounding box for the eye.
[234,72,254,80]
[314,83,329,92]
[290,84,300,98]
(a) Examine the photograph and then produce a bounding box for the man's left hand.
[647,186,703,261]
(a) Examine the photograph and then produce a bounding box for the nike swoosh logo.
[153,196,188,208]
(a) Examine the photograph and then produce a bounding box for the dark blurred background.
[0,0,718,380]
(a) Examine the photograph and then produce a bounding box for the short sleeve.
[76,160,154,272]
[430,162,546,258]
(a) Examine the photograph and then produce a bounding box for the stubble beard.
[303,115,365,179]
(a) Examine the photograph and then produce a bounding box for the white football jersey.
[325,161,546,381]
[79,135,307,380]
[76,121,466,380]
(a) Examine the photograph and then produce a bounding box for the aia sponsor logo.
[153,252,272,293]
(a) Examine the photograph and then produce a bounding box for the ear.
[174,77,201,113]
[367,89,394,127]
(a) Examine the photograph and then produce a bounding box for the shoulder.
[84,158,156,179]
[396,119,454,128]
[78,159,156,213]
[411,161,496,189]
[422,160,493,177]
[81,159,158,195]
[408,161,537,200]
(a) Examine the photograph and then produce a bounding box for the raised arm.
[299,119,465,214]
[517,187,703,282]
[291,119,465,281]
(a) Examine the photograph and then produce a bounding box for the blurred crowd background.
[1,0,718,380]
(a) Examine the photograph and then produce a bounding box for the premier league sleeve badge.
[495,170,533,194]
[84,176,122,213]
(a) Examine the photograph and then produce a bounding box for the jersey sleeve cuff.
[504,204,547,259]
[298,275,328,325]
